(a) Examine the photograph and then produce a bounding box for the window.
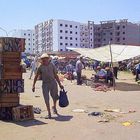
[103,33,106,35]
[110,32,113,35]
[70,31,72,34]
[117,26,120,30]
[103,39,106,41]
[90,27,92,30]
[28,34,30,36]
[65,37,68,39]
[110,38,113,41]
[60,24,63,26]
[90,39,92,41]
[28,43,30,45]
[24,33,26,36]
[123,25,125,28]
[60,43,63,45]
[65,43,68,46]
[75,38,77,40]
[123,43,125,45]
[60,36,63,39]
[65,24,68,27]
[70,43,73,46]
[123,37,125,40]
[75,32,77,34]
[33,43,35,45]
[90,33,93,35]
[60,30,63,33]
[60,49,63,51]
[117,32,120,36]
[117,38,120,42]
[65,30,68,33]
[70,37,72,40]
[28,38,30,41]
[28,48,30,50]
[70,25,72,28]
[33,34,34,36]
[76,44,78,46]
[75,26,77,28]
[123,32,125,34]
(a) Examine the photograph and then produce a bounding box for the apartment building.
[94,19,140,48]
[35,19,94,53]
[12,29,35,54]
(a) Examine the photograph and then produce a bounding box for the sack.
[59,89,69,107]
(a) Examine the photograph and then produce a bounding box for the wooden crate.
[0,94,19,107]
[0,107,13,120]
[0,79,24,94]
[0,64,22,79]
[0,37,25,52]
[0,52,21,65]
[12,105,34,121]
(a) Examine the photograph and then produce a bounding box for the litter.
[98,119,110,123]
[33,107,42,114]
[122,121,133,126]
[88,112,103,116]
[94,85,111,92]
[72,109,87,113]
[104,109,121,113]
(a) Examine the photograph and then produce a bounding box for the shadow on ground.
[52,114,73,122]
[116,82,140,91]
[14,119,47,127]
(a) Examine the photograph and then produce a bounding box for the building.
[94,19,140,48]
[12,29,35,54]
[35,19,94,53]
[35,19,140,53]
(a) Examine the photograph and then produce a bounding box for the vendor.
[94,66,107,81]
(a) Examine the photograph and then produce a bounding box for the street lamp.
[0,27,8,36]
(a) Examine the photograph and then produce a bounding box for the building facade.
[94,19,140,48]
[12,29,35,54]
[35,19,140,53]
[35,19,94,53]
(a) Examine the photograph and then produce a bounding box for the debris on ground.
[33,107,42,114]
[104,108,121,113]
[88,112,103,116]
[122,121,133,126]
[72,109,87,113]
[93,84,111,92]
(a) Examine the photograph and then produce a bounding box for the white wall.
[13,29,35,54]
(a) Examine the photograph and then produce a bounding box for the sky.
[0,0,140,35]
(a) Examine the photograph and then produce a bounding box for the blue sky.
[0,0,140,34]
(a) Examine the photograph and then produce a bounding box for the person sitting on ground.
[135,62,140,81]
[94,66,107,82]
[105,67,113,86]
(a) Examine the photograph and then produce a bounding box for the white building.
[35,19,94,53]
[12,29,35,54]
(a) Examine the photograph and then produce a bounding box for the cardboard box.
[12,105,34,121]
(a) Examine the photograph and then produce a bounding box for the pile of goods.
[0,37,34,121]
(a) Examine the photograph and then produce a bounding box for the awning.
[68,44,140,62]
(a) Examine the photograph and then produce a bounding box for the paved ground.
[0,70,140,140]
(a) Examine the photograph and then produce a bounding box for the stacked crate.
[0,37,25,120]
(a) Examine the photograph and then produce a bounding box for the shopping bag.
[59,89,69,107]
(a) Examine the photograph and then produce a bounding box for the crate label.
[0,79,24,93]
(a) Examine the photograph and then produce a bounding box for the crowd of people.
[22,53,140,119]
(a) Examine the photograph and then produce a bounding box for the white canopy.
[68,44,140,62]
